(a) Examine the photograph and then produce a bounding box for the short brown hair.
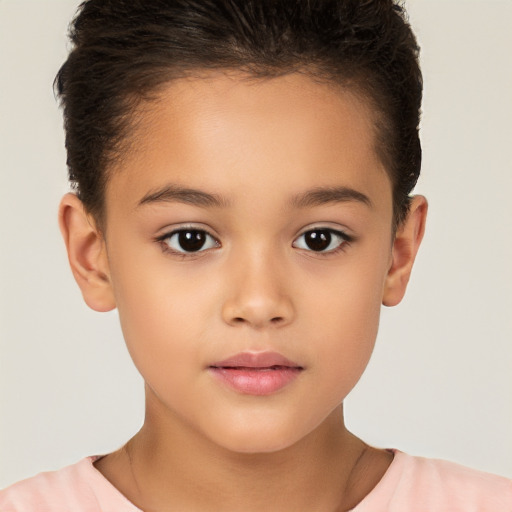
[55,0,422,228]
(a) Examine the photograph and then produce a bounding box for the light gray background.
[1,0,511,488]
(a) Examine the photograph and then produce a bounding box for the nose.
[221,249,295,329]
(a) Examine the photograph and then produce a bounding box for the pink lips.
[209,352,303,396]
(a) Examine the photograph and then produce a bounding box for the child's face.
[71,72,415,453]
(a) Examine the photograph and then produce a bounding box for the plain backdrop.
[1,0,511,489]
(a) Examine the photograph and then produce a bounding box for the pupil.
[179,230,206,252]
[305,230,331,251]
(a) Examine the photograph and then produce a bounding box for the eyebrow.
[289,186,372,209]
[137,184,231,209]
[137,184,371,210]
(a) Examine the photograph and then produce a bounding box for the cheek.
[302,250,389,395]
[309,299,380,402]
[108,249,211,385]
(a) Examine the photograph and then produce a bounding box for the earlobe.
[382,195,428,307]
[58,193,116,312]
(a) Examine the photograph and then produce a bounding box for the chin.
[207,416,312,455]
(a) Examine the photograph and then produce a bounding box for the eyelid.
[292,226,353,253]
[155,222,219,241]
[295,224,353,240]
[155,224,220,256]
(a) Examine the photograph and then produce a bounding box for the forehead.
[106,71,391,216]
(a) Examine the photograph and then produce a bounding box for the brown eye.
[293,228,348,253]
[304,230,331,251]
[164,229,218,253]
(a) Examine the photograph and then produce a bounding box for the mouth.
[210,351,303,369]
[208,352,304,396]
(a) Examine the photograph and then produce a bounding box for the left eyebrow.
[289,186,372,209]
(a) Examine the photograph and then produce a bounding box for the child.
[1,0,510,510]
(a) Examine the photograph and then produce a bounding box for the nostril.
[230,316,284,325]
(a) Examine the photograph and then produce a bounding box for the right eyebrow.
[137,184,231,209]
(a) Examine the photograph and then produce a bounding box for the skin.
[59,72,427,511]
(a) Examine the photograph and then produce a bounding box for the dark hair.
[55,0,422,229]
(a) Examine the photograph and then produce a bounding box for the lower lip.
[209,367,302,396]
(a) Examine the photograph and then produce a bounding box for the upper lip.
[210,351,303,369]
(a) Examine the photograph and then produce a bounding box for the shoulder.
[0,458,101,512]
[0,457,140,512]
[399,451,512,507]
[354,450,512,512]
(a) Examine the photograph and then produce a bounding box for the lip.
[211,351,302,369]
[208,351,304,396]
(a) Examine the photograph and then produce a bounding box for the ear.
[58,193,116,312]
[382,195,428,307]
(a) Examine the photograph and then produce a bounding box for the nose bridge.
[221,241,294,328]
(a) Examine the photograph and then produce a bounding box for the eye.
[293,228,349,253]
[161,229,219,254]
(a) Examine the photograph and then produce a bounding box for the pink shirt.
[1,450,511,511]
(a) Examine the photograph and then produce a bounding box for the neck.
[96,389,390,512]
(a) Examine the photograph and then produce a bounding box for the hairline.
[87,67,403,235]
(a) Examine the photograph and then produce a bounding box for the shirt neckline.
[84,449,404,511]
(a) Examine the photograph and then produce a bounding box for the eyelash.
[156,226,353,258]
[293,228,353,256]
[155,226,220,259]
